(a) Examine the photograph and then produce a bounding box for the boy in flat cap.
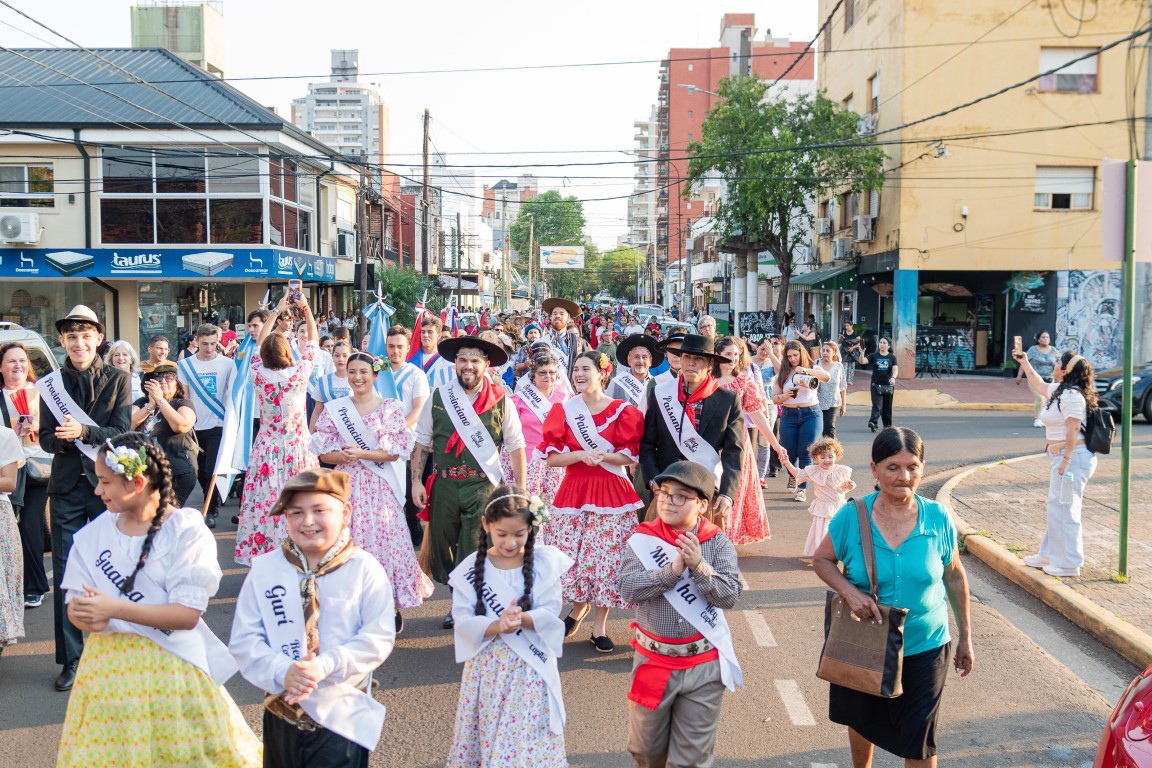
[230,468,396,767]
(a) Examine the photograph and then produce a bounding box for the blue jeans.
[780,406,822,488]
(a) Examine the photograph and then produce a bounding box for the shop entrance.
[138,282,246,352]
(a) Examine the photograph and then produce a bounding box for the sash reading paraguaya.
[77,514,238,685]
[323,397,406,494]
[562,397,628,480]
[627,531,743,693]
[177,357,226,421]
[614,371,648,412]
[35,370,101,460]
[515,376,555,427]
[251,552,386,751]
[441,381,503,486]
[449,559,566,736]
[652,377,723,486]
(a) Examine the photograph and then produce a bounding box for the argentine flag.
[363,292,399,400]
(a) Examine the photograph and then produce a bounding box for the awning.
[788,264,857,292]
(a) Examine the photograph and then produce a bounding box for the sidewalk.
[939,447,1152,668]
[845,370,1034,410]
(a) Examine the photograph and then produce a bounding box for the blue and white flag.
[362,285,399,400]
[213,333,257,479]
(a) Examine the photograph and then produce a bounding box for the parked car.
[1095,661,1152,767]
[653,318,696,338]
[0,322,61,378]
[1096,361,1152,422]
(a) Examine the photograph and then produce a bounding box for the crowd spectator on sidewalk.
[861,337,897,432]
[813,427,974,767]
[838,321,863,385]
[816,342,847,438]
[1016,331,1060,428]
[1014,348,1098,578]
[105,341,143,402]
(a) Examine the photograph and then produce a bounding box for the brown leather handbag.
[816,498,909,698]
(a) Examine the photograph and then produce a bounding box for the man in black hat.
[542,297,589,381]
[37,305,131,691]
[640,334,743,524]
[608,334,662,415]
[411,336,527,628]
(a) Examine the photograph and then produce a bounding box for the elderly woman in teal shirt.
[813,427,974,768]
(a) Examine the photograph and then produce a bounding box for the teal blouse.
[828,492,957,656]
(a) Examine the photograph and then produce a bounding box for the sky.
[0,0,818,249]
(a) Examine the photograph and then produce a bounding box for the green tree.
[372,264,433,329]
[598,246,644,302]
[686,77,886,318]
[509,190,586,260]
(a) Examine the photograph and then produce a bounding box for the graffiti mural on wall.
[1056,270,1122,371]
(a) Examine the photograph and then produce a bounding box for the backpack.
[1082,407,1116,455]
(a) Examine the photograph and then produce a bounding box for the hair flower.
[528,495,551,528]
[103,440,148,480]
[371,355,386,373]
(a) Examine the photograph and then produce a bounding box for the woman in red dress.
[539,349,643,653]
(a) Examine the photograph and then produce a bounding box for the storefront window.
[0,281,107,354]
[138,282,246,353]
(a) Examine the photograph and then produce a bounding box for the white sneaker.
[1043,565,1080,578]
[793,489,806,502]
[1033,419,1043,428]
[1022,554,1049,568]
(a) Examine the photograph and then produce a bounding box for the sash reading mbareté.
[440,382,503,486]
[323,397,406,495]
[36,370,101,460]
[627,532,743,692]
[562,397,628,480]
[652,377,723,486]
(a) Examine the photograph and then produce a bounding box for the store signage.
[1019,290,1047,314]
[0,247,337,282]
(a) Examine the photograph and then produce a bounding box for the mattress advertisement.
[0,247,338,282]
[540,245,585,270]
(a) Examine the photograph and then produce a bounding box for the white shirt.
[414,384,527,452]
[425,355,455,389]
[623,323,644,337]
[780,372,820,407]
[1041,382,1087,442]
[177,354,235,430]
[391,362,431,419]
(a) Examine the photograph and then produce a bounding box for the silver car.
[0,323,61,378]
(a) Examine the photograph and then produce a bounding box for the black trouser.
[768,415,782,472]
[17,481,49,596]
[173,471,197,507]
[402,453,432,548]
[869,387,894,429]
[51,479,104,665]
[262,710,368,768]
[822,406,838,438]
[195,427,223,518]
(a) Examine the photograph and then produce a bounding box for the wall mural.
[1056,270,1122,371]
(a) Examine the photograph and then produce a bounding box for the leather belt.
[633,628,714,657]
[435,465,485,480]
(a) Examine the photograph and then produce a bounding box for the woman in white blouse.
[105,340,144,401]
[1014,349,1098,578]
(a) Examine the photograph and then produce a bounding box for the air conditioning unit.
[832,237,853,260]
[816,217,831,236]
[854,214,874,242]
[0,212,41,245]
[857,114,877,136]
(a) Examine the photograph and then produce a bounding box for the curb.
[844,392,1031,411]
[937,454,1152,670]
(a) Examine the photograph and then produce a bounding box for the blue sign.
[0,247,338,282]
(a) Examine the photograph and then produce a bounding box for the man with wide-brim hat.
[608,334,663,412]
[542,297,588,381]
[653,328,689,385]
[412,334,526,628]
[639,334,743,524]
[40,304,132,692]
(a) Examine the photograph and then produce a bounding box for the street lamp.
[675,84,727,101]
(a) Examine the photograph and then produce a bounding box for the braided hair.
[472,484,537,616]
[1045,351,1098,414]
[98,432,176,596]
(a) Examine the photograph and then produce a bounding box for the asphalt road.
[2,405,1148,767]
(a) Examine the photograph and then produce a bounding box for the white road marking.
[810,763,838,768]
[738,573,749,590]
[742,610,778,647]
[775,679,817,726]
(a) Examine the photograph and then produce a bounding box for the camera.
[793,375,819,389]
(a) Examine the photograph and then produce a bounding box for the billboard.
[0,247,337,282]
[540,245,585,270]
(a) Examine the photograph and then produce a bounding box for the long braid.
[475,483,535,615]
[472,520,489,616]
[102,433,175,596]
[519,528,536,611]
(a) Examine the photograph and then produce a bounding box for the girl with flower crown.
[447,485,573,768]
[58,433,261,766]
[309,352,432,632]
[539,349,643,654]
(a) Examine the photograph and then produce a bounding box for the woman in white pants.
[1013,348,1098,578]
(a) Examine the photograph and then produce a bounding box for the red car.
[1096,663,1152,767]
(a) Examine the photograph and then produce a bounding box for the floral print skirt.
[539,511,636,608]
[0,497,22,646]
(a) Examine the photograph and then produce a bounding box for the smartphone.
[1013,336,1022,356]
[15,414,31,437]
[288,279,303,304]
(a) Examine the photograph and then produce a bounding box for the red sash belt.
[627,622,719,710]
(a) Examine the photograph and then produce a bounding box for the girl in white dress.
[782,436,855,557]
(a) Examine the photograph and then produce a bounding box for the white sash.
[654,370,675,386]
[614,372,648,412]
[35,370,101,460]
[476,560,566,735]
[440,382,503,486]
[550,334,571,371]
[628,532,743,692]
[653,378,723,486]
[177,357,226,421]
[563,397,628,479]
[323,397,405,494]
[251,553,387,751]
[80,516,237,684]
[515,379,555,428]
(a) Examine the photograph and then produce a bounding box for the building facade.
[630,106,659,303]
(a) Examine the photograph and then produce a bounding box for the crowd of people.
[0,293,1011,768]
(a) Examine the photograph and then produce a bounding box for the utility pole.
[1139,0,1152,363]
[421,108,430,275]
[357,174,370,340]
[502,191,511,309]
[456,211,463,309]
[527,213,535,307]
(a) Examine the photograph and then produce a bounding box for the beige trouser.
[627,656,726,768]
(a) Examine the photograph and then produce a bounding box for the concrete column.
[892,269,918,379]
[731,253,747,333]
[745,252,759,314]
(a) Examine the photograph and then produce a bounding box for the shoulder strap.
[0,390,11,425]
[853,497,879,601]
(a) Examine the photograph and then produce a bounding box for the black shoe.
[767,469,778,478]
[394,612,404,635]
[205,514,217,529]
[868,422,877,432]
[442,612,455,630]
[563,608,589,639]
[590,634,615,653]
[55,661,78,692]
[231,515,239,525]
[24,593,44,608]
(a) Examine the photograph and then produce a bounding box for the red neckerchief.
[445,376,502,458]
[675,374,719,428]
[635,516,721,546]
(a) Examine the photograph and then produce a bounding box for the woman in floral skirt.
[540,350,643,653]
[504,348,569,507]
[234,291,320,565]
[0,423,24,655]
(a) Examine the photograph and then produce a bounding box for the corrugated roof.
[0,48,287,130]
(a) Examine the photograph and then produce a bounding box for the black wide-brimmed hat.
[437,336,508,366]
[140,362,178,385]
[655,328,688,351]
[671,333,727,362]
[616,333,665,368]
[542,297,580,318]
